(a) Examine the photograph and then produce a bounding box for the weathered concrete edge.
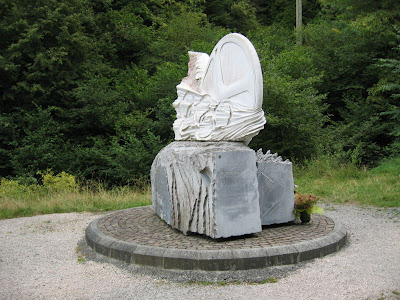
[85,209,347,271]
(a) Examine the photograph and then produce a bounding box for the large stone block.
[256,150,295,225]
[151,141,262,238]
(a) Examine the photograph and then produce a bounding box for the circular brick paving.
[85,206,347,271]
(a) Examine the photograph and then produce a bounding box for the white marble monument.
[172,33,266,145]
[151,33,293,238]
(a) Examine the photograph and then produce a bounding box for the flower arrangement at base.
[294,192,324,224]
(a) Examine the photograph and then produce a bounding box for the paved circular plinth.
[85,206,347,271]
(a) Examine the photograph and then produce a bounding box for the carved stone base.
[257,161,295,225]
[151,141,262,238]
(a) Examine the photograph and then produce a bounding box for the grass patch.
[294,155,400,207]
[77,257,86,264]
[75,245,86,264]
[2,155,398,220]
[0,172,151,220]
[259,277,278,284]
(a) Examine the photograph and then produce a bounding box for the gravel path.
[1,204,399,300]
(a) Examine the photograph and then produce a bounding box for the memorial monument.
[151,33,295,239]
[85,34,347,274]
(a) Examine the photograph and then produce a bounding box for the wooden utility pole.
[296,0,303,44]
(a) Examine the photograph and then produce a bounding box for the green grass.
[1,155,399,220]
[0,175,151,220]
[258,277,278,284]
[294,155,400,207]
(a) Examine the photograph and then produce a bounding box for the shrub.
[38,170,77,193]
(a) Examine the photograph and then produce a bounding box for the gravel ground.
[0,203,399,300]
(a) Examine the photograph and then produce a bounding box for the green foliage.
[319,0,400,22]
[302,5,400,163]
[259,277,278,284]
[0,177,45,199]
[295,155,400,207]
[368,29,400,154]
[303,21,380,116]
[0,0,116,179]
[252,0,321,28]
[0,0,112,110]
[148,10,227,67]
[71,75,122,138]
[39,170,77,193]
[320,96,391,165]
[249,27,327,160]
[0,175,151,219]
[203,0,259,32]
[0,114,17,177]
[103,131,163,185]
[369,156,400,176]
[10,106,71,177]
[107,4,154,67]
[1,0,399,187]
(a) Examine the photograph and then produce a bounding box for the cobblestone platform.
[85,206,347,271]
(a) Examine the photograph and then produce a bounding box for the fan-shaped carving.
[173,33,265,145]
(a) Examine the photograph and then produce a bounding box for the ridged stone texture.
[151,141,262,238]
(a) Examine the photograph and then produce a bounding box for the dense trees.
[1,0,399,185]
[301,0,400,163]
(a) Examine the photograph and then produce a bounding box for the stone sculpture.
[151,141,261,238]
[172,33,266,145]
[151,33,294,239]
[256,149,295,225]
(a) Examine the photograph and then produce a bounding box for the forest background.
[1,0,399,188]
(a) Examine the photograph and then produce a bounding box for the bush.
[249,27,327,161]
[39,170,77,193]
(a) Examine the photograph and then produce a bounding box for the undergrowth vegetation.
[1,0,399,185]
[294,155,400,207]
[1,1,398,220]
[0,171,151,220]
[1,156,398,220]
